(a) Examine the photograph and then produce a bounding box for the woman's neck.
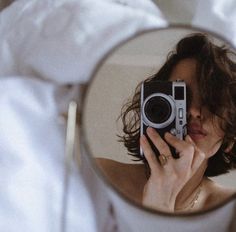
[174,160,208,212]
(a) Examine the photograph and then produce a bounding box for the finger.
[164,132,192,155]
[140,135,161,173]
[185,135,206,170]
[146,127,172,157]
[185,135,196,146]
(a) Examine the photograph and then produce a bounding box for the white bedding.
[0,0,235,231]
[0,0,165,231]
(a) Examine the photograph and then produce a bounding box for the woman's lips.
[187,123,207,140]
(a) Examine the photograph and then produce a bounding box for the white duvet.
[0,0,235,231]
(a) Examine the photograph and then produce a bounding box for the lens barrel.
[144,96,171,124]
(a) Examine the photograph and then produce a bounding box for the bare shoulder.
[203,178,236,209]
[95,158,147,183]
[95,158,147,202]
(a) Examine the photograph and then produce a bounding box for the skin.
[96,58,235,213]
[141,58,235,212]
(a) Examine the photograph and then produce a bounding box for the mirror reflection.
[83,27,236,214]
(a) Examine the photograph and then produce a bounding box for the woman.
[96,33,236,213]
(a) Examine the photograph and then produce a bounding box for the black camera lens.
[144,96,171,124]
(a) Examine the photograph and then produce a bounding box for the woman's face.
[169,58,224,158]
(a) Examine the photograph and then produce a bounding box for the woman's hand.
[140,127,207,212]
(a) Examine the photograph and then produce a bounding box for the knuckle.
[198,151,206,160]
[158,142,168,151]
[150,151,158,161]
[185,144,194,154]
[187,153,194,160]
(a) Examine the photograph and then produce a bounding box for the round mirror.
[82,25,236,214]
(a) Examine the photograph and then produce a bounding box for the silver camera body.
[140,80,187,157]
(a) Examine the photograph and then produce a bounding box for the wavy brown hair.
[118,33,236,177]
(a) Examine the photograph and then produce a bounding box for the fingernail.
[147,127,155,134]
[165,132,171,138]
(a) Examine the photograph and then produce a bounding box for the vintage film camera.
[140,80,187,158]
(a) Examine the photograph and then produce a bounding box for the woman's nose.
[187,101,202,119]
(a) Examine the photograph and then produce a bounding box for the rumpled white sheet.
[0,0,165,231]
[192,0,236,47]
[1,0,236,232]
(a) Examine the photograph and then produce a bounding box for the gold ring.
[159,154,171,166]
